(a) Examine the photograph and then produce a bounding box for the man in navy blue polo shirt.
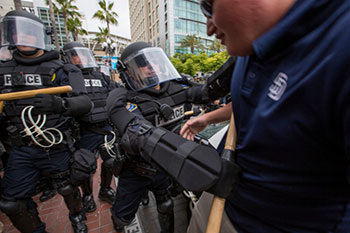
[181,0,350,232]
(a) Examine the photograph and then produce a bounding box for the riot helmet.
[118,41,181,91]
[62,41,98,69]
[0,10,52,53]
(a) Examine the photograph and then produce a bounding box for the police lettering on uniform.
[62,42,117,213]
[0,10,92,233]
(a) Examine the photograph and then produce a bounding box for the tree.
[67,17,88,41]
[46,0,81,43]
[91,27,109,51]
[47,0,60,50]
[209,39,226,53]
[93,0,119,39]
[179,34,205,54]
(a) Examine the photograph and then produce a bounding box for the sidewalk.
[0,159,117,233]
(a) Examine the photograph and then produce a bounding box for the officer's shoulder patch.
[126,102,138,112]
[182,84,189,89]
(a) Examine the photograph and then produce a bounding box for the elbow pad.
[63,95,92,117]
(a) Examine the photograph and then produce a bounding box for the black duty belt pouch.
[70,148,97,185]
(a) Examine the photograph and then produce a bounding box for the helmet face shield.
[64,47,98,69]
[123,47,181,91]
[0,16,51,50]
[99,64,111,76]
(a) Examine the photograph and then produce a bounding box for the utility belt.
[125,158,157,179]
[6,124,73,150]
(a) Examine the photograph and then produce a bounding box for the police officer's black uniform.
[0,10,92,233]
[109,42,205,233]
[62,42,116,212]
[107,43,241,233]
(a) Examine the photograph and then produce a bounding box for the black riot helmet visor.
[122,47,181,91]
[63,47,98,69]
[0,15,51,51]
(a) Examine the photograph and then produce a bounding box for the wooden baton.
[0,85,72,113]
[205,113,237,233]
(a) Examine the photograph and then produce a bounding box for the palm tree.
[67,17,88,41]
[91,27,109,51]
[13,0,22,10]
[46,0,81,42]
[209,39,226,53]
[93,0,119,39]
[179,34,205,54]
[47,0,61,50]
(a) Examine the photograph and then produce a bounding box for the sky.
[31,0,131,39]
[75,0,131,39]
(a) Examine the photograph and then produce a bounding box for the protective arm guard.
[63,95,93,117]
[107,87,240,197]
[121,121,240,197]
[186,57,236,104]
[63,64,88,95]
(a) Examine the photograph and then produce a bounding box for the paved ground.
[0,159,190,233]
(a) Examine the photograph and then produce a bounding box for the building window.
[165,22,168,32]
[157,21,159,33]
[165,4,167,12]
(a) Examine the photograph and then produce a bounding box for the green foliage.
[179,34,205,54]
[93,0,119,38]
[170,51,230,76]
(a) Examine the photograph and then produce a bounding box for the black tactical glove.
[33,94,66,114]
[120,119,152,156]
[207,151,241,198]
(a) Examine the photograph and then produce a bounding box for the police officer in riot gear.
[62,41,116,212]
[110,41,197,233]
[0,10,92,233]
[107,42,240,233]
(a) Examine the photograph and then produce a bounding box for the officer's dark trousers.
[111,167,173,230]
[75,125,114,196]
[2,145,73,233]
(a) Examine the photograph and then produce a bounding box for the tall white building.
[129,0,215,56]
[0,0,15,18]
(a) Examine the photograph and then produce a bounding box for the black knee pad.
[57,183,75,196]
[0,196,27,215]
[102,158,114,169]
[156,198,174,214]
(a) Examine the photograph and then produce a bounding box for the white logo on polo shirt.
[268,72,288,101]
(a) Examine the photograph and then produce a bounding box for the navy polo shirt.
[226,0,350,232]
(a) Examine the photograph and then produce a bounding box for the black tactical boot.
[99,161,116,204]
[98,187,116,204]
[39,188,57,202]
[69,212,88,233]
[82,194,96,213]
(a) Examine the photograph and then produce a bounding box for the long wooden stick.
[0,86,72,113]
[205,114,237,233]
[0,86,72,101]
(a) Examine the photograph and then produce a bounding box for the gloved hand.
[33,94,65,114]
[120,119,153,156]
[207,151,241,198]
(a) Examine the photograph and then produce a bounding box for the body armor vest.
[0,58,65,131]
[79,70,109,124]
[127,81,190,131]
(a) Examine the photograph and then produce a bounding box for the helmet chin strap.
[17,48,39,56]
